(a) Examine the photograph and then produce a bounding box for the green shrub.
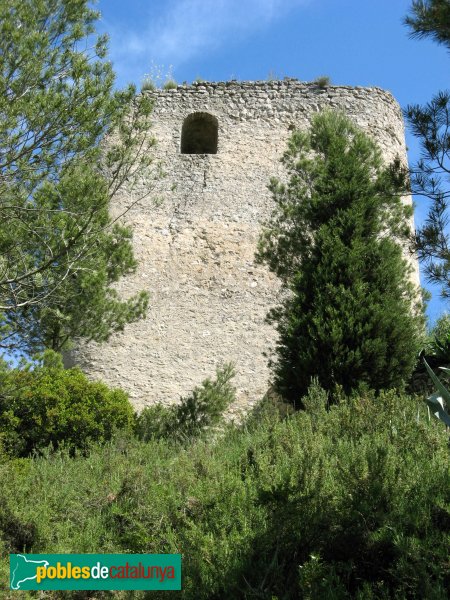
[134,404,174,442]
[246,385,295,428]
[0,498,38,554]
[141,78,156,91]
[0,351,134,457]
[232,389,449,599]
[135,363,235,443]
[174,363,235,437]
[313,75,331,88]
[141,62,175,92]
[301,376,329,417]
[163,79,177,90]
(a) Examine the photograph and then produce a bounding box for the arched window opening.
[181,112,218,154]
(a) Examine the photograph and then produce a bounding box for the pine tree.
[404,1,450,297]
[257,111,424,404]
[0,0,158,355]
[405,0,450,50]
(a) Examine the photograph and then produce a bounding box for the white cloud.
[107,0,309,82]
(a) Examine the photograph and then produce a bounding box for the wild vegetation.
[0,382,448,599]
[0,1,449,599]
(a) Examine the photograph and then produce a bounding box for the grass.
[163,80,177,90]
[313,75,331,88]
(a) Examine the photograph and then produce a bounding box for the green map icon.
[10,554,49,590]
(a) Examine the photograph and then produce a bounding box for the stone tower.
[68,79,419,416]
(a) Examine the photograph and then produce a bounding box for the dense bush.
[135,363,235,442]
[0,351,134,457]
[0,385,448,599]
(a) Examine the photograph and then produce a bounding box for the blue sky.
[98,0,449,326]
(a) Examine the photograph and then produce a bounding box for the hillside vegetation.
[0,380,448,599]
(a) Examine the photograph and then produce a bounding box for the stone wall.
[67,80,419,416]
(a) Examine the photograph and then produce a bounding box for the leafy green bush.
[0,351,134,457]
[135,363,235,442]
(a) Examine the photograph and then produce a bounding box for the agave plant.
[423,358,450,426]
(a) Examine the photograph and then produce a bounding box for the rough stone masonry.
[67,79,420,417]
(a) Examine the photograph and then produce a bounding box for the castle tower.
[68,80,419,415]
